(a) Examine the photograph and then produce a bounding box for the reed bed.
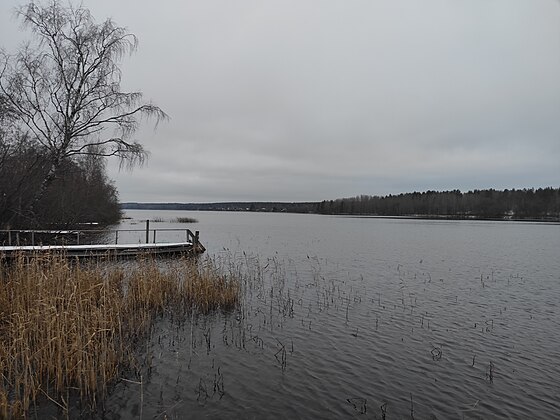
[174,217,198,223]
[0,253,239,418]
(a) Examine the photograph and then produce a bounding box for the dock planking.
[0,241,205,260]
[0,223,205,260]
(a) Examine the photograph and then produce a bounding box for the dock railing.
[0,220,200,248]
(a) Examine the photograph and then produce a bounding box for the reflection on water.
[93,211,560,418]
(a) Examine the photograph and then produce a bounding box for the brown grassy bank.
[0,254,239,418]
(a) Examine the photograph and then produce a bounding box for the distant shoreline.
[121,188,560,222]
[121,202,560,223]
[340,214,560,224]
[120,201,317,213]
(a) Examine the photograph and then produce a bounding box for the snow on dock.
[0,242,204,259]
[0,223,205,259]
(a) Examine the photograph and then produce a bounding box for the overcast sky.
[1,0,559,202]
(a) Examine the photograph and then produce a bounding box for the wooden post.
[115,230,119,245]
[153,229,157,243]
[8,230,11,246]
[145,220,150,244]
[31,231,35,246]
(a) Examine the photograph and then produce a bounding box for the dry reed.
[0,253,239,418]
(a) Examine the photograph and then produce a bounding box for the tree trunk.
[28,159,59,226]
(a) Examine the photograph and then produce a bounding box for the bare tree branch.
[0,0,168,212]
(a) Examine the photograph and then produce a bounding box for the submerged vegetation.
[0,254,239,417]
[150,216,198,223]
[174,217,198,224]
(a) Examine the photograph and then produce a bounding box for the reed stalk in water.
[0,253,240,418]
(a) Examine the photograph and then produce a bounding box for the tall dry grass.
[0,253,239,418]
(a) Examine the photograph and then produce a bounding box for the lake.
[102,210,559,419]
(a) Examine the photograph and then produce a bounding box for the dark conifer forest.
[316,188,560,220]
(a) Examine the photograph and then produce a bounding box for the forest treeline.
[123,188,560,221]
[317,188,560,220]
[122,202,318,213]
[0,136,121,229]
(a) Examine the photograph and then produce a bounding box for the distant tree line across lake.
[121,202,318,213]
[123,187,560,222]
[316,188,560,220]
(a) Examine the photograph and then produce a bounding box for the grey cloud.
[2,0,559,202]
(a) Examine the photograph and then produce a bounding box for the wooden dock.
[0,224,205,260]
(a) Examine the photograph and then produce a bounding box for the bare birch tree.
[0,1,167,214]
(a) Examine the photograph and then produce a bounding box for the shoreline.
[333,214,560,224]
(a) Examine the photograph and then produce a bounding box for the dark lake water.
[102,210,560,419]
